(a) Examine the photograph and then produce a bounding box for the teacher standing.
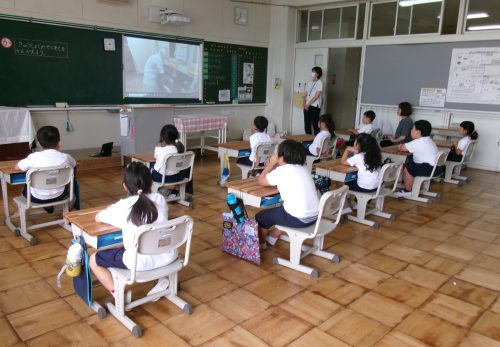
[304,66,323,135]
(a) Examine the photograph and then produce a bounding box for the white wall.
[1,0,275,149]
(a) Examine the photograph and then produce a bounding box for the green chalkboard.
[203,41,267,104]
[0,18,123,106]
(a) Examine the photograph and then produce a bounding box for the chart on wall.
[446,47,500,105]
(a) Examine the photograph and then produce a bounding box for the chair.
[402,150,448,205]
[370,128,381,140]
[347,163,403,228]
[272,185,349,278]
[305,136,338,172]
[13,165,74,245]
[236,142,277,179]
[444,140,477,185]
[152,151,195,209]
[106,216,194,337]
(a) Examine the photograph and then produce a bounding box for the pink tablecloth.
[174,115,228,132]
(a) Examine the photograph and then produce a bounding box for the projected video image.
[123,36,201,100]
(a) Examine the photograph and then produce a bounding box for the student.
[15,126,77,213]
[346,110,376,147]
[447,121,478,162]
[394,120,443,196]
[152,124,192,195]
[341,133,382,193]
[237,116,271,167]
[89,162,173,298]
[380,102,413,147]
[304,66,323,135]
[255,140,319,248]
[308,114,336,156]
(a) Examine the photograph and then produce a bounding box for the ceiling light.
[467,12,489,19]
[399,0,442,7]
[468,24,500,31]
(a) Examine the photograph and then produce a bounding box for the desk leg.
[200,131,205,157]
[218,148,226,187]
[1,178,16,233]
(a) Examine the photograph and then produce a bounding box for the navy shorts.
[255,205,316,229]
[447,148,463,162]
[95,247,127,269]
[151,169,184,183]
[22,185,69,204]
[407,162,444,177]
[346,180,377,193]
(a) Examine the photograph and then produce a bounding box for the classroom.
[0,0,499,345]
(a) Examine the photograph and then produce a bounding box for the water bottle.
[65,243,83,277]
[226,193,245,223]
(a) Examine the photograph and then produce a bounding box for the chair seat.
[13,195,69,208]
[276,218,337,238]
[109,259,183,284]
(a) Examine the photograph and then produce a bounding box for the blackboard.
[361,40,500,112]
[203,41,267,104]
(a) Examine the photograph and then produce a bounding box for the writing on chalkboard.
[14,39,68,58]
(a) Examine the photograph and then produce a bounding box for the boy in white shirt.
[237,116,272,169]
[256,140,319,248]
[345,110,376,147]
[16,126,77,213]
[395,120,444,196]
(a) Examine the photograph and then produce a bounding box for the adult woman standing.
[303,66,323,135]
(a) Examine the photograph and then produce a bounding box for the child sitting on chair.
[394,120,443,197]
[447,121,478,162]
[308,114,337,156]
[341,133,382,193]
[237,116,271,168]
[89,162,174,298]
[256,140,319,248]
[15,126,77,214]
[152,124,192,196]
[345,110,376,147]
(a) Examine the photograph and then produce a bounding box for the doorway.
[325,47,362,130]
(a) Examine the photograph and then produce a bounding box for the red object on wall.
[331,73,337,85]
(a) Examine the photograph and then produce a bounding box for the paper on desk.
[120,114,130,137]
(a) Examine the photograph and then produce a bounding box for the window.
[323,8,341,39]
[371,2,397,37]
[340,6,357,38]
[357,3,366,39]
[441,0,460,35]
[466,0,500,32]
[298,10,309,42]
[411,2,441,34]
[308,10,323,40]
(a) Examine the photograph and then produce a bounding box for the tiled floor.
[1,151,500,346]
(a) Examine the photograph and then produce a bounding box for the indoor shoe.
[147,277,170,302]
[393,190,412,198]
[266,234,279,246]
[43,207,54,214]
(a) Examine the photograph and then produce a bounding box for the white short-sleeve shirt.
[347,153,381,190]
[405,136,438,165]
[357,123,374,135]
[154,145,179,175]
[17,149,76,200]
[249,132,272,163]
[266,164,319,220]
[96,193,177,271]
[457,136,471,152]
[306,80,323,108]
[308,130,331,156]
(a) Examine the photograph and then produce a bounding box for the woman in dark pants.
[303,66,323,135]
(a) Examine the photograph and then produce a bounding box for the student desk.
[434,140,454,148]
[281,134,315,146]
[216,141,251,186]
[313,159,358,182]
[225,178,280,208]
[432,127,461,139]
[0,160,26,233]
[335,129,353,141]
[381,145,410,164]
[128,152,155,169]
[174,114,228,156]
[64,207,122,250]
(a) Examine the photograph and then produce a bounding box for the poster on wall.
[419,88,446,107]
[446,47,500,105]
[238,86,253,102]
[243,63,254,84]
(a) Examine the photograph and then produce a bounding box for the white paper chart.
[446,47,500,105]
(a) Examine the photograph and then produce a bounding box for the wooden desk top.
[434,140,454,148]
[128,152,155,163]
[64,207,120,236]
[282,134,315,142]
[225,178,279,198]
[216,140,251,150]
[433,127,459,132]
[382,145,410,156]
[0,160,23,175]
[313,159,358,173]
[335,129,353,136]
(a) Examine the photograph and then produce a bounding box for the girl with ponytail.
[447,121,478,162]
[89,162,174,295]
[341,133,382,192]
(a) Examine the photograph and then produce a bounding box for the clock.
[234,7,248,26]
[103,38,115,51]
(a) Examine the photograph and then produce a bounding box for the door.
[291,48,329,135]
